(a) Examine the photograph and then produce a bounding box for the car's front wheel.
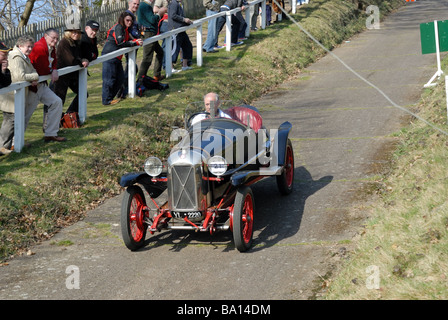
[277,139,294,195]
[121,186,148,251]
[232,186,255,252]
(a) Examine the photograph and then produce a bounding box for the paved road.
[0,0,445,301]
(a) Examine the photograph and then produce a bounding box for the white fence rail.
[0,0,272,153]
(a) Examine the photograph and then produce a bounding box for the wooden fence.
[0,0,206,48]
[0,2,127,47]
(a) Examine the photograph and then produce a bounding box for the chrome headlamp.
[144,157,163,177]
[207,156,228,176]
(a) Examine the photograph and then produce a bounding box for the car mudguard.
[273,121,292,167]
[119,172,167,198]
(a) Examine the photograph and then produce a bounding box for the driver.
[190,92,232,125]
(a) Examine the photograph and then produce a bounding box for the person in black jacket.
[80,20,100,62]
[168,0,193,72]
[0,42,12,89]
[54,26,89,114]
[102,11,142,105]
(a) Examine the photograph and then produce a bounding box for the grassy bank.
[0,0,403,262]
[323,54,448,299]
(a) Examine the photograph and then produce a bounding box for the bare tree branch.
[19,0,37,27]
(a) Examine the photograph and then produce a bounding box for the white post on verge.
[225,11,232,51]
[165,35,173,77]
[245,7,250,38]
[78,68,88,124]
[128,49,136,98]
[424,20,444,87]
[13,87,26,153]
[197,24,203,67]
[261,0,266,30]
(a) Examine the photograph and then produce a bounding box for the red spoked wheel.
[121,186,148,251]
[276,139,294,195]
[232,186,254,252]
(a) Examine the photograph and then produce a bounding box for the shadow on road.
[135,166,332,253]
[250,166,333,252]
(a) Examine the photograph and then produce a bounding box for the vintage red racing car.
[119,103,294,252]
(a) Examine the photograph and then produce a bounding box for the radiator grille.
[171,165,197,210]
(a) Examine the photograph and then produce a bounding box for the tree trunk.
[19,0,36,27]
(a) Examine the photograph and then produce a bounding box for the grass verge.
[0,0,403,262]
[323,53,448,299]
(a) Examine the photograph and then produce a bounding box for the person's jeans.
[102,58,124,105]
[203,9,219,52]
[216,8,241,44]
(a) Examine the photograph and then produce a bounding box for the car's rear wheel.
[277,139,294,195]
[233,186,254,252]
[121,186,148,251]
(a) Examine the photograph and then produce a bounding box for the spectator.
[28,29,66,143]
[102,11,142,105]
[154,0,169,69]
[119,0,140,99]
[137,0,167,82]
[250,2,259,31]
[80,20,100,62]
[55,25,89,114]
[215,0,248,46]
[0,41,13,155]
[168,0,193,72]
[202,0,225,53]
[1,36,39,153]
[29,28,59,84]
[236,9,247,41]
[127,0,141,40]
[0,42,11,89]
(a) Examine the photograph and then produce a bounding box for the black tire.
[233,186,255,252]
[121,186,148,251]
[276,139,294,195]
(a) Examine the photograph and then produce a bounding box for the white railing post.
[225,11,232,51]
[245,7,250,37]
[165,35,173,77]
[78,68,88,124]
[292,0,297,14]
[128,49,136,98]
[197,24,203,67]
[13,88,26,153]
[261,0,266,30]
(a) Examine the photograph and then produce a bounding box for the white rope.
[272,0,448,136]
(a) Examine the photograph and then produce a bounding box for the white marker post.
[424,20,444,88]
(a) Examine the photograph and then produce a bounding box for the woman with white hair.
[0,36,39,154]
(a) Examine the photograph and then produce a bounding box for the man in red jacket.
[28,28,66,142]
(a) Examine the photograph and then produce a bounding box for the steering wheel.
[187,112,210,127]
